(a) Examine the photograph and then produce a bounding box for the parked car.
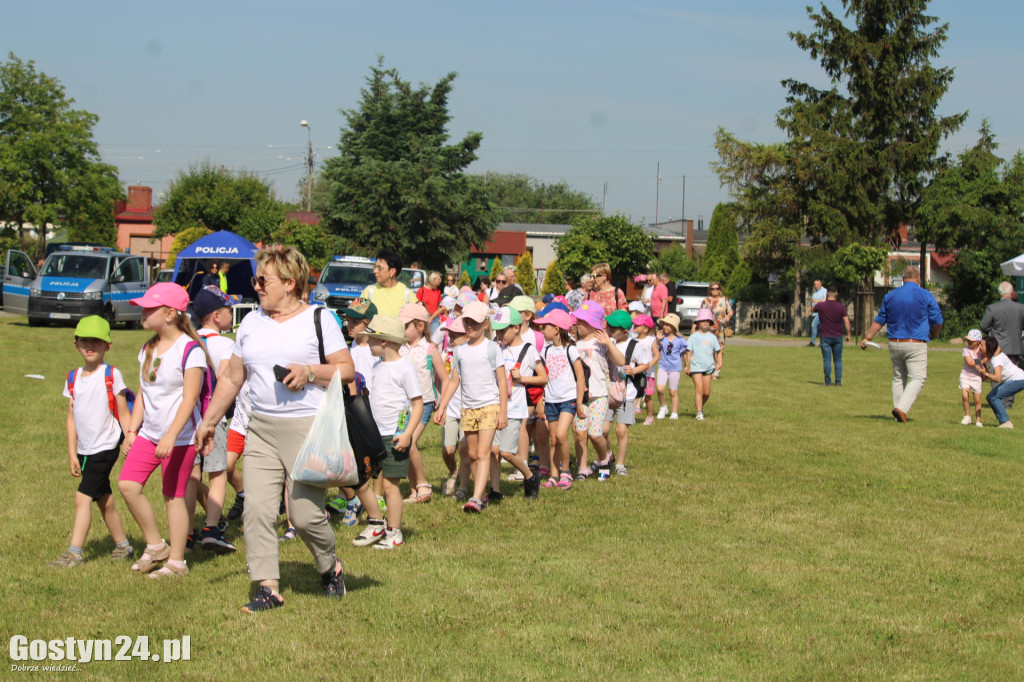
[154,268,174,284]
[310,255,425,316]
[4,245,149,327]
[673,281,711,331]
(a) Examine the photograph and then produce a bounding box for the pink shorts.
[118,436,195,498]
[645,376,655,397]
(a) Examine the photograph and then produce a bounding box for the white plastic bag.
[291,370,359,488]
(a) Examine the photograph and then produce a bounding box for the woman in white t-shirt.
[195,246,355,613]
[979,336,1024,428]
[118,282,214,580]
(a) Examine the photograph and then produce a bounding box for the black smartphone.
[273,365,290,382]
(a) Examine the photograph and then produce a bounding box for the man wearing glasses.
[504,266,525,296]
[359,249,411,316]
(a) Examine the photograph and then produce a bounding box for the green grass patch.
[1,317,1023,679]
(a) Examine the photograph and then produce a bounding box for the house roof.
[496,222,572,237]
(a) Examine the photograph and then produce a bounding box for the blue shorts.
[544,400,577,422]
[419,401,436,425]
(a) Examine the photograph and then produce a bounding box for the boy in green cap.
[51,316,134,567]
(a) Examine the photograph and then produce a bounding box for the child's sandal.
[557,473,573,489]
[147,563,189,579]
[130,542,170,573]
[541,477,558,489]
[414,484,433,503]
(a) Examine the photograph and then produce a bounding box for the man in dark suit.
[982,281,1024,373]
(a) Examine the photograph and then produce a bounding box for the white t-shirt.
[992,353,1024,382]
[233,306,346,419]
[502,342,540,420]
[542,344,582,404]
[576,338,610,399]
[452,340,501,409]
[614,338,652,401]
[137,335,208,446]
[635,335,657,376]
[369,358,422,435]
[198,328,235,374]
[229,381,252,437]
[63,364,127,454]
[400,336,439,406]
[349,339,380,396]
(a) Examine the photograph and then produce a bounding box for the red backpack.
[66,365,136,420]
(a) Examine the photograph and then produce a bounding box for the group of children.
[52,284,726,566]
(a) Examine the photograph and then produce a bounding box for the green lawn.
[2,316,1022,680]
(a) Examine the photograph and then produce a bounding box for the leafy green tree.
[457,270,471,288]
[779,0,965,252]
[917,123,1024,312]
[165,226,212,269]
[0,53,123,249]
[320,58,496,271]
[541,259,566,296]
[555,214,653,283]
[698,203,740,283]
[153,161,285,243]
[471,173,600,224]
[489,258,504,280]
[270,218,349,272]
[515,250,537,295]
[652,244,700,282]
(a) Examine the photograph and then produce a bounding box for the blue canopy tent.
[171,231,259,301]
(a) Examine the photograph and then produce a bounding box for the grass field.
[2,316,1023,680]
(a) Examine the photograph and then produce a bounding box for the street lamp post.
[300,120,313,212]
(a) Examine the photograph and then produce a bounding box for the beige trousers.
[242,412,337,581]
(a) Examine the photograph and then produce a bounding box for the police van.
[310,255,424,315]
[3,246,149,326]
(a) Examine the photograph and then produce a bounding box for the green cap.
[605,310,633,330]
[509,295,536,313]
[74,315,111,343]
[491,306,522,330]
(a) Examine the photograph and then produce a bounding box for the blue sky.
[4,0,1021,236]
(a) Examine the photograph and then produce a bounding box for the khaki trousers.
[242,412,337,581]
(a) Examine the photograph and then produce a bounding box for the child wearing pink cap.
[570,301,626,481]
[631,314,660,426]
[118,283,214,579]
[534,308,585,489]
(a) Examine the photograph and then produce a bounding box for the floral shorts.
[461,404,499,432]
[574,396,609,437]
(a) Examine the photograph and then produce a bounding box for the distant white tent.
[1000,255,1024,276]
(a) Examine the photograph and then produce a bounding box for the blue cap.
[538,301,570,317]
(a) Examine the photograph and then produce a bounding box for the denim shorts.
[544,399,577,422]
[419,401,436,425]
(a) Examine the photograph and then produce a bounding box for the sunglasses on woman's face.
[148,356,162,383]
[251,275,282,289]
[495,279,506,284]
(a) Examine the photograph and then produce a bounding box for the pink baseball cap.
[446,317,467,334]
[398,302,430,323]
[572,300,606,330]
[130,283,190,311]
[460,300,491,323]
[534,308,575,331]
[632,314,655,329]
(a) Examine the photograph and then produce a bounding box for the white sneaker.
[374,528,404,550]
[656,406,667,419]
[695,412,705,421]
[669,413,678,420]
[508,471,525,482]
[961,415,972,425]
[352,523,386,546]
[976,421,984,428]
[999,421,1014,429]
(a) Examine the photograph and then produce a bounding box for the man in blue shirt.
[860,266,943,422]
[808,280,827,347]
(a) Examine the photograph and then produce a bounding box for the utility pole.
[680,175,686,235]
[602,182,608,215]
[300,120,313,212]
[655,162,661,225]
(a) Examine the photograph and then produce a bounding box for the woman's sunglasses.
[251,275,283,289]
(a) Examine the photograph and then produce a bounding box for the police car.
[310,255,424,315]
[3,246,149,327]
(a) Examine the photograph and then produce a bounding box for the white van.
[3,246,149,327]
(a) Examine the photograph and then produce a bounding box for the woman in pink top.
[586,262,627,316]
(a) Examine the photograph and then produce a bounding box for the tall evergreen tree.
[320,58,496,271]
[698,203,740,283]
